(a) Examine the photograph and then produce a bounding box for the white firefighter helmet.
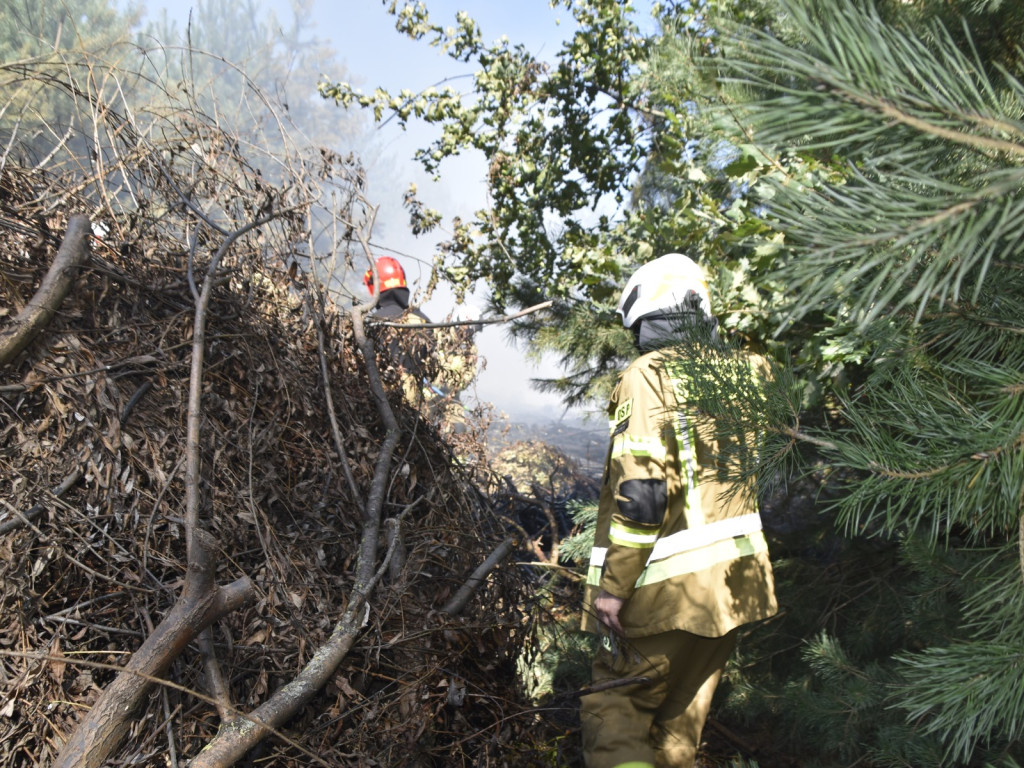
[617,252,712,330]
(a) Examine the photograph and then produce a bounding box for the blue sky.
[328,1,568,89]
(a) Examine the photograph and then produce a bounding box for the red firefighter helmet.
[362,256,407,295]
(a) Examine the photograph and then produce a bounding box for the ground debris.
[0,160,576,767]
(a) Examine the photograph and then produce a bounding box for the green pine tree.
[0,0,141,163]
[703,0,1024,764]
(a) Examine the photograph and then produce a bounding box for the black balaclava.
[374,287,411,318]
[632,292,720,352]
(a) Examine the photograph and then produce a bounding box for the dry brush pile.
[0,53,581,768]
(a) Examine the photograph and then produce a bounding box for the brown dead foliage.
[0,154,575,767]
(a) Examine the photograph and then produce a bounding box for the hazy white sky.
[146,0,618,422]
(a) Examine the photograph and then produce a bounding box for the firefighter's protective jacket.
[370,292,472,428]
[582,348,777,639]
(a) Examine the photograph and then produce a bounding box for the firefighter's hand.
[594,590,626,636]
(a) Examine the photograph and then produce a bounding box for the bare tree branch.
[0,466,83,535]
[309,287,361,505]
[0,214,90,365]
[442,537,516,617]
[184,210,279,554]
[188,204,409,768]
[52,529,255,768]
[371,300,554,330]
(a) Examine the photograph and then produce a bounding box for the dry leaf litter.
[0,160,591,767]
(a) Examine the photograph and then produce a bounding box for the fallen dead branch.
[52,120,287,765]
[51,529,255,768]
[442,537,517,616]
[187,209,404,768]
[372,299,555,330]
[0,214,90,366]
[0,649,334,767]
[0,466,83,535]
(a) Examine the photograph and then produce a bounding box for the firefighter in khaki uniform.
[580,253,777,768]
[363,256,476,431]
[364,256,435,405]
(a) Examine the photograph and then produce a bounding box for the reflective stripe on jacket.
[581,348,777,639]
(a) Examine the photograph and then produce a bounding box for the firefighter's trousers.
[580,628,738,768]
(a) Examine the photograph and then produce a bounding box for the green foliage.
[713,522,995,767]
[518,604,595,704]
[0,0,136,60]
[527,299,635,407]
[714,0,1024,544]
[891,544,1024,763]
[325,1,1024,762]
[320,0,648,325]
[708,0,1024,763]
[320,0,818,408]
[663,336,804,496]
[716,0,1024,329]
[900,640,1024,763]
[140,0,368,163]
[822,325,1024,546]
[560,500,598,566]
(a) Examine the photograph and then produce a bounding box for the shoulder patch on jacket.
[612,398,633,436]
